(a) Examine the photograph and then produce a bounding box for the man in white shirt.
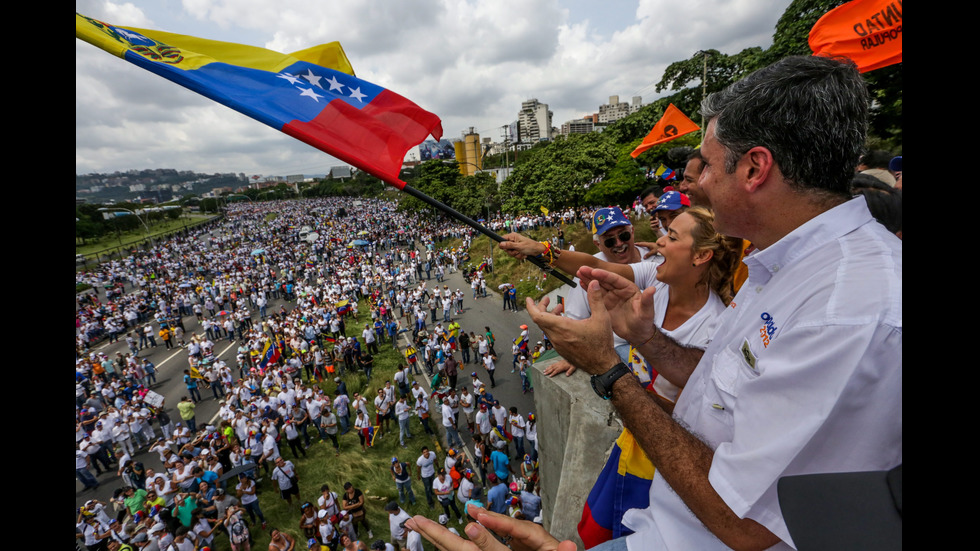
[385,502,412,549]
[395,396,413,447]
[416,447,437,508]
[441,398,463,449]
[525,57,901,551]
[508,407,527,461]
[414,56,902,551]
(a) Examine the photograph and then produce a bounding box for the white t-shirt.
[432,475,453,501]
[416,453,436,478]
[628,260,727,398]
[563,248,660,350]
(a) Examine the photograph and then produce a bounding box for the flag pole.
[390,178,577,288]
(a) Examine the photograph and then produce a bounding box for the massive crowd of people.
[76,197,554,551]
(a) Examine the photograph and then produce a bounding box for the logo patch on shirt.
[740,338,757,372]
[758,312,779,348]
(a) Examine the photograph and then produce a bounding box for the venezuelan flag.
[258,340,280,370]
[76,14,442,185]
[514,334,528,352]
[578,429,656,548]
[361,425,380,447]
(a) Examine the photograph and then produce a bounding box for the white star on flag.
[301,69,322,88]
[278,73,302,85]
[348,87,366,102]
[325,76,345,92]
[298,87,324,102]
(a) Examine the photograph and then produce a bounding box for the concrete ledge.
[533,354,623,546]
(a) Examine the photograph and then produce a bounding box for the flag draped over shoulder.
[809,0,902,73]
[76,13,442,186]
[578,428,656,548]
[630,104,700,158]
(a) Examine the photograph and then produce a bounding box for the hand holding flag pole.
[76,13,576,287]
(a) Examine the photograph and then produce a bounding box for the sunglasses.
[602,229,633,249]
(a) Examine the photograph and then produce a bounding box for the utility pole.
[701,50,709,138]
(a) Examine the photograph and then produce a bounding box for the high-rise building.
[518,99,553,143]
[596,95,643,125]
[561,117,595,136]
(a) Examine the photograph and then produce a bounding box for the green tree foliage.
[655,47,766,118]
[764,0,847,63]
[500,133,618,212]
[584,143,646,206]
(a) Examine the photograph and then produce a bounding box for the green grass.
[75,214,215,258]
[248,306,443,550]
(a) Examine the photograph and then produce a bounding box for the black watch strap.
[590,362,631,400]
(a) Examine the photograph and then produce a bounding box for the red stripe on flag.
[283,90,442,186]
[578,500,614,550]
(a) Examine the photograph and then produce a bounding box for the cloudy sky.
[76,0,792,177]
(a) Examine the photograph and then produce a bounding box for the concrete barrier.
[533,352,623,547]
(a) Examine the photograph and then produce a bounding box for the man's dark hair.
[701,55,868,198]
[859,150,893,170]
[686,149,704,166]
[639,185,663,201]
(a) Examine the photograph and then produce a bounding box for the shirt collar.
[744,196,874,286]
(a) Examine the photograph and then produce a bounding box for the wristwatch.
[590,362,631,400]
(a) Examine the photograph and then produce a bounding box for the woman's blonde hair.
[685,206,742,305]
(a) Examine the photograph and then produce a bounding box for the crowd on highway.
[76,197,551,551]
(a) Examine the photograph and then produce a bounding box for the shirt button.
[756,286,764,293]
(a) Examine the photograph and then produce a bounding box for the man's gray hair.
[701,56,869,197]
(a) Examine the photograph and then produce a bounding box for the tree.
[654,47,766,122]
[397,160,461,214]
[510,133,618,212]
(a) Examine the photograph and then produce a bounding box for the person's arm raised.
[499,233,634,281]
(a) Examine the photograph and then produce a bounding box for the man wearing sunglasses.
[559,207,661,364]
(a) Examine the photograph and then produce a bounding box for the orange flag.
[630,104,700,158]
[809,0,902,73]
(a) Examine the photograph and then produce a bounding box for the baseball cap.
[889,155,902,173]
[652,191,691,213]
[592,207,631,236]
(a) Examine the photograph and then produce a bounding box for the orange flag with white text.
[809,0,902,73]
[630,104,700,158]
